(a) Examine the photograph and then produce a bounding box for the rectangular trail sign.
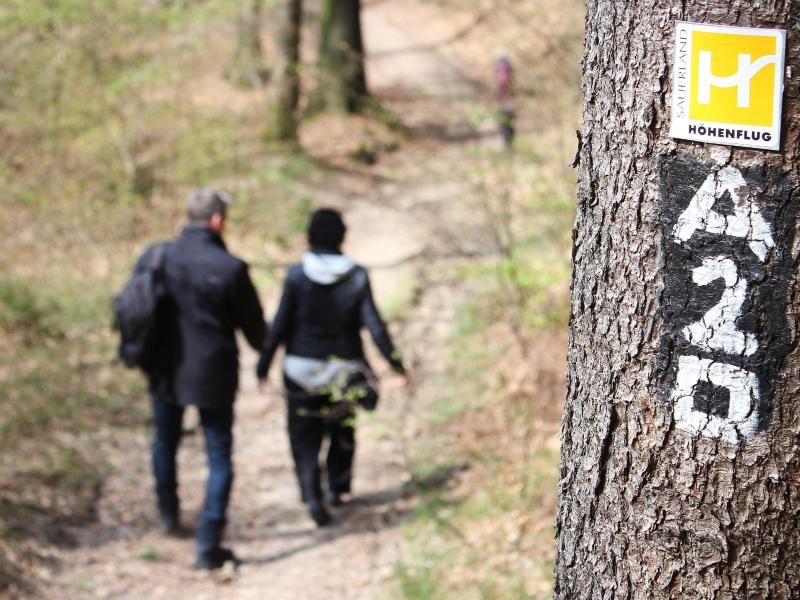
[670,21,786,151]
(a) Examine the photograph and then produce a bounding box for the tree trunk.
[265,0,302,141]
[226,0,268,89]
[556,1,800,599]
[313,0,367,113]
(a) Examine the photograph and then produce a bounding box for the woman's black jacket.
[256,262,405,379]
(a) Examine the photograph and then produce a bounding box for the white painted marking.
[673,166,774,261]
[672,355,760,444]
[682,256,758,356]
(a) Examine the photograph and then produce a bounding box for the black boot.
[159,511,180,534]
[193,547,240,571]
[309,501,331,527]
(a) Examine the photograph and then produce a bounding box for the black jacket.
[256,261,405,379]
[138,225,267,407]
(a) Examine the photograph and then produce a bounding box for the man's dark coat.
[137,225,266,407]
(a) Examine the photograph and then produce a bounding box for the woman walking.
[257,208,408,526]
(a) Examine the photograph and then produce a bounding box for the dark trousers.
[151,400,234,553]
[284,377,356,505]
[498,106,516,149]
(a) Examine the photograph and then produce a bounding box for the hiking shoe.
[329,492,346,507]
[193,547,240,571]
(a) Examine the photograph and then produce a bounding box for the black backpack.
[113,243,169,372]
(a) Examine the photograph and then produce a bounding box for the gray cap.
[187,187,232,223]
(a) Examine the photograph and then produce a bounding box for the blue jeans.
[151,400,234,553]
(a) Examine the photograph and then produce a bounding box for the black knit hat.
[307,208,346,250]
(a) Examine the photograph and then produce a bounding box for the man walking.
[134,188,266,569]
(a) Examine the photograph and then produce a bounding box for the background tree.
[264,0,302,141]
[226,0,269,88]
[313,0,367,113]
[556,1,800,598]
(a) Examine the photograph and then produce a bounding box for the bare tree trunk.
[556,1,800,598]
[226,0,268,89]
[313,0,367,113]
[265,0,302,141]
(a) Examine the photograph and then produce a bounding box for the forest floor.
[7,0,575,598]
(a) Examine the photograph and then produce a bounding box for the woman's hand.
[399,371,411,389]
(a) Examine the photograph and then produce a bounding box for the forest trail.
[49,2,499,598]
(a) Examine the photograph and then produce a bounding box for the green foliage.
[136,548,161,562]
[227,161,314,251]
[0,278,57,335]
[361,97,408,135]
[31,445,103,495]
[349,143,378,165]
[394,550,449,600]
[461,151,574,332]
[1,0,247,212]
[278,155,313,184]
[503,254,570,329]
[264,97,298,142]
[395,440,559,599]
[380,268,417,321]
[0,276,142,582]
[392,138,573,596]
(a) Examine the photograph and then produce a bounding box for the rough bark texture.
[556,1,800,599]
[313,0,367,113]
[265,0,302,141]
[226,0,268,89]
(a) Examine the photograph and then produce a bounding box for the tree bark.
[226,0,268,89]
[313,0,367,113]
[265,0,302,141]
[557,1,800,599]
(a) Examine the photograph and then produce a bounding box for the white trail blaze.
[682,256,758,357]
[671,355,760,444]
[673,165,774,261]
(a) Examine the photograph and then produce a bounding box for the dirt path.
[48,2,497,598]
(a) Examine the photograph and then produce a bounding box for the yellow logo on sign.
[689,31,778,127]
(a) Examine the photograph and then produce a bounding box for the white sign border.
[669,21,786,152]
